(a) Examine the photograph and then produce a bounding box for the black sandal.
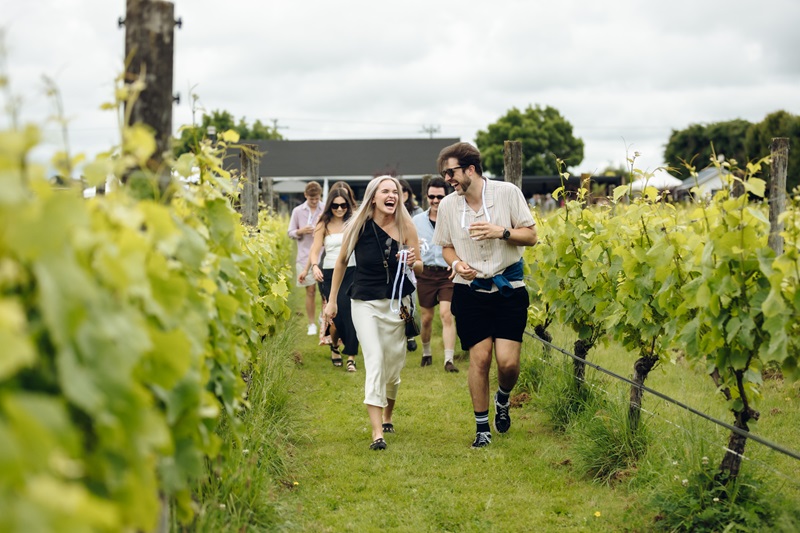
[346,359,357,372]
[330,347,342,367]
[369,437,387,451]
[382,423,395,433]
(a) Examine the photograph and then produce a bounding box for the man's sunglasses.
[427,194,445,200]
[331,203,348,210]
[441,166,463,178]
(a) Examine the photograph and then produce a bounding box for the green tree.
[475,105,584,176]
[744,110,800,191]
[664,119,752,178]
[173,110,284,156]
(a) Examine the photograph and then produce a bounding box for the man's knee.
[469,344,493,373]
[495,344,521,377]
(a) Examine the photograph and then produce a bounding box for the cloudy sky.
[3,0,799,176]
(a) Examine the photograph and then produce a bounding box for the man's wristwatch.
[501,228,511,241]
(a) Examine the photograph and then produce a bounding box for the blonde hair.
[341,175,411,260]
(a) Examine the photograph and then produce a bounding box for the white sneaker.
[307,323,317,336]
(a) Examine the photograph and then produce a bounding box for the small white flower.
[673,475,680,481]
[219,504,226,509]
[682,479,689,487]
[713,497,720,502]
[701,456,709,465]
[672,461,678,466]
[243,449,250,455]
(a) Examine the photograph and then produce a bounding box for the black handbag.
[400,299,421,338]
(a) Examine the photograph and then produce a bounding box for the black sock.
[496,385,512,405]
[475,410,490,433]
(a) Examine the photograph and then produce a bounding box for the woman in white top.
[300,187,359,370]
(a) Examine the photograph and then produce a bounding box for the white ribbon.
[390,249,411,313]
[461,177,490,231]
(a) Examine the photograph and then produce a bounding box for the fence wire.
[523,329,800,488]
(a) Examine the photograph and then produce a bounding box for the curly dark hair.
[437,142,483,176]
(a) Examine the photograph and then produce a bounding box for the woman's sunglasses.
[331,202,348,210]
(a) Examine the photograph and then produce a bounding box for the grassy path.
[277,291,642,532]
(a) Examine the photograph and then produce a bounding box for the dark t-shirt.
[349,219,415,301]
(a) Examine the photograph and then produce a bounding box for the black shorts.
[451,284,529,350]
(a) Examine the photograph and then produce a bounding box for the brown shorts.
[416,266,454,308]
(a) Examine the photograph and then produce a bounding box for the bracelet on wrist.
[451,259,461,271]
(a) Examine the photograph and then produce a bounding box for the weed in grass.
[649,464,800,532]
[571,393,650,485]
[643,431,800,532]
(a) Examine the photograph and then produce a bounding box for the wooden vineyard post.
[420,174,431,210]
[261,176,275,214]
[123,0,177,194]
[240,144,260,226]
[768,137,789,256]
[504,141,523,190]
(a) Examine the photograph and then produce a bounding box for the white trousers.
[351,297,408,407]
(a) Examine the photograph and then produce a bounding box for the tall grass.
[537,357,607,432]
[175,323,299,531]
[570,393,650,485]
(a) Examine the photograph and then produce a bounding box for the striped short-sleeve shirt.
[433,178,535,289]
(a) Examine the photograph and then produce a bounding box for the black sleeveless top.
[348,219,415,301]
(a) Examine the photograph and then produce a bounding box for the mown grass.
[187,289,800,531]
[277,297,648,532]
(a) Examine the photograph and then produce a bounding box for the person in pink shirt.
[288,181,324,335]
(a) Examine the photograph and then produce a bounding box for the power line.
[523,337,800,487]
[420,124,440,138]
[523,329,800,463]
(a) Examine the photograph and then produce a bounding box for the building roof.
[676,166,731,192]
[229,138,461,178]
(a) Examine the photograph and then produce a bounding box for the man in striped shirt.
[432,142,538,448]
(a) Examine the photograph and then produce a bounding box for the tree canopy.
[664,119,751,178]
[173,110,284,156]
[745,110,800,191]
[475,105,584,176]
[664,112,799,191]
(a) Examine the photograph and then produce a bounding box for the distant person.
[397,177,422,352]
[331,181,357,206]
[324,175,422,451]
[542,194,556,213]
[288,181,324,335]
[299,188,359,371]
[399,178,423,217]
[412,177,458,372]
[433,142,538,448]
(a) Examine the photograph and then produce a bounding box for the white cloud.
[3,0,798,176]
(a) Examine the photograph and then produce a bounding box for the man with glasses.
[433,142,537,448]
[412,177,459,372]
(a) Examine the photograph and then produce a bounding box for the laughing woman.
[324,175,423,451]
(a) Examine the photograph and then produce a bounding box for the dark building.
[227,139,622,211]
